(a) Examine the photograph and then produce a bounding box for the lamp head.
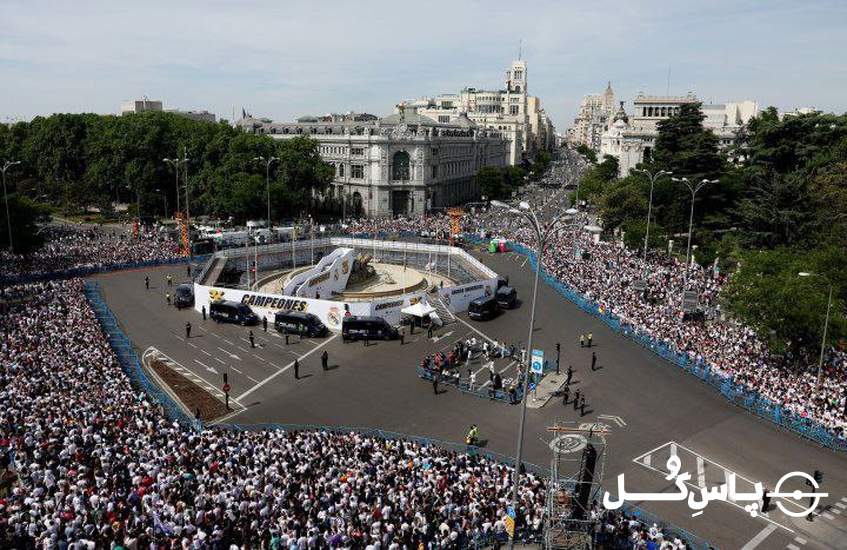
[518,201,530,211]
[490,200,508,209]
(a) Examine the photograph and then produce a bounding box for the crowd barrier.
[474,235,847,453]
[416,364,525,404]
[1,254,211,286]
[83,280,202,431]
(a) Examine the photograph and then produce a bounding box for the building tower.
[507,60,527,94]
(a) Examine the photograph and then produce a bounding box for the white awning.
[401,302,436,318]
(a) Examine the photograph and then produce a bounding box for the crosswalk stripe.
[787,544,800,550]
[836,502,847,509]
[740,524,777,550]
[794,536,807,545]
[822,512,835,520]
[696,456,706,488]
[832,508,842,515]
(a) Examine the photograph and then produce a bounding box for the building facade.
[237,106,508,217]
[399,60,556,165]
[600,93,759,176]
[568,82,616,152]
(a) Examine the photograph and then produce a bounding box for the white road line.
[822,512,835,520]
[222,338,235,345]
[669,442,678,459]
[842,497,847,503]
[214,357,226,365]
[200,349,212,356]
[236,335,338,401]
[632,441,675,464]
[268,361,284,369]
[253,354,267,362]
[198,325,208,332]
[643,454,651,467]
[454,317,498,345]
[739,524,778,550]
[725,469,735,501]
[247,375,260,383]
[231,366,243,374]
[787,544,800,550]
[835,502,846,509]
[696,456,706,488]
[188,342,197,348]
[794,536,807,544]
[831,508,842,515]
[237,346,250,354]
[174,335,184,341]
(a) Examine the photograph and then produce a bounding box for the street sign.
[531,349,544,375]
[504,506,516,538]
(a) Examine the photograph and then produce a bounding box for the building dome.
[612,101,629,125]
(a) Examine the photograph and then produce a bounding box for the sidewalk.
[526,370,567,409]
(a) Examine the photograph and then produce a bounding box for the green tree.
[0,195,49,254]
[474,166,508,200]
[575,144,597,164]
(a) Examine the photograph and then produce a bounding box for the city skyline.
[1,0,846,127]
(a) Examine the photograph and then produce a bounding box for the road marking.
[520,257,528,268]
[236,335,338,401]
[643,453,651,467]
[430,330,454,343]
[216,347,241,361]
[221,338,235,345]
[597,414,626,427]
[237,345,251,354]
[740,524,778,550]
[696,456,706,488]
[247,375,260,383]
[253,354,267,362]
[231,366,243,374]
[174,335,184,341]
[188,342,197,349]
[194,359,219,375]
[835,502,846,509]
[787,544,800,550]
[794,536,807,545]
[822,512,835,520]
[831,508,842,515]
[268,361,284,369]
[669,442,678,459]
[214,357,226,365]
[200,349,212,356]
[455,317,498,345]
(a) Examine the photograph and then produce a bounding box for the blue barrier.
[416,364,523,403]
[479,236,847,453]
[83,280,202,431]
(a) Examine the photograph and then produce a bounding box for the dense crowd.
[346,156,847,438]
[0,224,180,279]
[1,280,552,548]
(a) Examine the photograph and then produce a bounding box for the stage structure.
[545,422,610,549]
[194,237,499,331]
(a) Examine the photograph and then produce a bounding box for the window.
[351,164,364,179]
[351,147,364,156]
[391,151,410,181]
[438,115,450,123]
[510,105,519,115]
[338,164,345,177]
[432,165,438,178]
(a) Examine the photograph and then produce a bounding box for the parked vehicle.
[342,315,398,342]
[209,300,259,325]
[468,295,499,321]
[495,286,518,309]
[174,283,194,309]
[274,311,328,338]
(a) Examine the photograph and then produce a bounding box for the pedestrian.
[195,407,201,420]
[432,371,439,394]
[579,334,585,348]
[285,334,290,346]
[166,292,171,305]
[201,305,206,320]
[167,274,172,286]
[409,322,415,335]
[249,330,255,348]
[488,360,495,382]
[591,352,597,371]
[761,489,771,513]
[400,328,405,345]
[508,382,517,404]
[427,324,434,338]
[145,276,149,290]
[262,316,268,332]
[573,389,580,411]
[186,264,191,277]
[294,359,300,379]
[562,384,569,406]
[321,350,329,371]
[566,365,573,385]
[185,322,191,339]
[587,332,593,348]
[469,371,477,391]
[579,395,586,416]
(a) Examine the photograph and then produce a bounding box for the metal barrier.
[1,255,211,286]
[416,364,524,404]
[83,280,202,431]
[480,236,847,453]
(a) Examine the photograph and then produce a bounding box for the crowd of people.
[0,224,180,279]
[1,279,553,548]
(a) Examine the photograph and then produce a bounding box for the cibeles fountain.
[194,237,499,331]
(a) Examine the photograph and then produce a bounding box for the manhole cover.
[549,434,587,454]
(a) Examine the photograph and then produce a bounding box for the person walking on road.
[400,328,405,345]
[579,395,586,416]
[468,371,477,391]
[566,365,573,385]
[201,305,206,320]
[262,316,268,332]
[145,276,149,290]
[166,292,171,306]
[249,331,255,348]
[293,359,300,380]
[579,334,585,348]
[166,274,172,287]
[185,322,191,339]
[321,350,329,371]
[427,324,434,339]
[187,264,191,278]
[432,370,440,394]
[591,352,597,371]
[573,389,580,411]
[562,384,569,406]
[587,333,593,348]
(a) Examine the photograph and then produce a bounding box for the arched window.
[392,151,410,181]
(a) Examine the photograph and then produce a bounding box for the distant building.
[236,105,509,217]
[120,98,163,114]
[398,60,556,165]
[600,92,759,176]
[168,109,216,123]
[568,82,616,152]
[780,107,821,119]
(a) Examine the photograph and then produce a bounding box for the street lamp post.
[672,177,718,297]
[633,169,671,267]
[163,157,180,217]
[154,189,168,219]
[1,160,21,253]
[164,152,190,253]
[253,155,279,230]
[491,198,572,547]
[799,272,834,389]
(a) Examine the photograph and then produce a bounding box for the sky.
[1,0,846,130]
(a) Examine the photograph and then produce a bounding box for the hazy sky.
[2,0,845,129]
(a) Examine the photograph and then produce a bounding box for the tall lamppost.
[253,155,279,230]
[163,157,182,217]
[633,168,672,266]
[1,160,21,253]
[164,152,190,253]
[154,188,168,219]
[491,198,572,547]
[798,271,835,389]
[672,177,719,296]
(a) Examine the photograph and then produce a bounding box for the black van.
[174,284,194,309]
[495,286,518,309]
[209,300,259,325]
[274,311,328,338]
[468,295,499,321]
[342,315,398,342]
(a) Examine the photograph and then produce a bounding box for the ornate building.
[568,82,616,152]
[236,106,508,217]
[600,93,759,177]
[400,60,556,165]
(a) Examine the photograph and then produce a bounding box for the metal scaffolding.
[545,422,610,549]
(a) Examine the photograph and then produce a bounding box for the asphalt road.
[94,252,847,550]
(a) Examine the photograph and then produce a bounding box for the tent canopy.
[401,302,436,318]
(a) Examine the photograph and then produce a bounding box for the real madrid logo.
[209,289,225,301]
[327,307,341,328]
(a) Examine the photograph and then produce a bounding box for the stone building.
[569,82,616,152]
[237,106,508,217]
